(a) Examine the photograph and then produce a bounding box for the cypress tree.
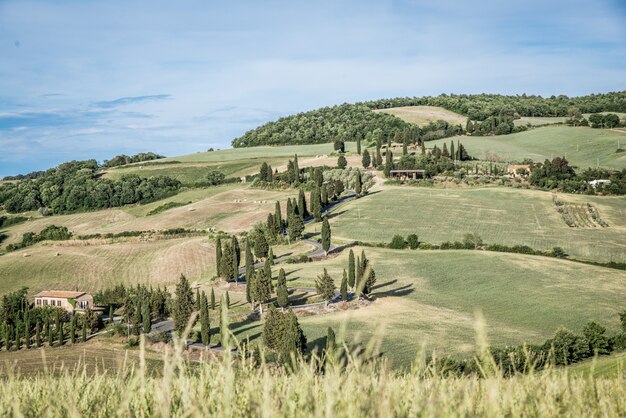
[277,284,289,309]
[56,310,62,346]
[215,237,222,277]
[450,141,455,162]
[364,267,377,296]
[325,327,336,359]
[82,318,87,342]
[173,274,195,336]
[362,149,371,168]
[46,317,52,346]
[142,301,152,333]
[225,291,230,308]
[357,135,362,155]
[312,187,322,221]
[195,288,201,310]
[220,241,236,281]
[297,189,308,218]
[421,142,426,154]
[133,300,142,335]
[348,249,355,289]
[321,184,328,205]
[286,198,293,219]
[403,138,408,155]
[274,201,283,233]
[281,310,307,364]
[268,247,274,265]
[287,212,304,242]
[246,275,253,305]
[316,268,336,301]
[293,154,300,185]
[278,268,286,287]
[253,268,272,315]
[337,155,347,169]
[232,235,241,283]
[245,238,255,284]
[210,288,216,310]
[264,258,272,286]
[69,316,75,344]
[219,294,230,348]
[356,256,362,291]
[341,270,348,302]
[254,233,269,259]
[24,310,30,349]
[108,305,114,323]
[321,218,331,255]
[262,306,285,352]
[384,149,393,177]
[200,292,211,346]
[35,320,41,347]
[355,171,362,195]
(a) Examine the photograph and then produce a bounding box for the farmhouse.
[390,169,426,181]
[507,165,531,176]
[34,290,94,313]
[588,179,611,188]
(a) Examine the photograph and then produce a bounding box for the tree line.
[0,159,181,214]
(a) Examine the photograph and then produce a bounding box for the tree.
[316,268,336,301]
[210,288,216,310]
[293,154,300,185]
[262,306,285,352]
[355,170,362,195]
[325,327,336,359]
[24,310,30,349]
[402,139,408,156]
[297,189,308,218]
[312,187,322,221]
[348,250,355,289]
[220,241,236,281]
[281,310,307,364]
[46,317,53,346]
[35,320,41,347]
[195,288,201,311]
[450,141,455,162]
[384,149,393,178]
[582,321,610,355]
[173,274,195,336]
[69,316,75,344]
[274,201,283,234]
[225,291,230,308]
[407,234,419,249]
[206,170,225,185]
[200,292,211,346]
[287,212,304,242]
[253,268,272,315]
[142,301,151,334]
[219,294,230,348]
[321,218,332,255]
[357,136,362,155]
[363,266,376,296]
[254,233,269,259]
[389,235,407,249]
[277,284,289,309]
[362,149,371,168]
[82,318,87,342]
[466,120,474,134]
[340,270,348,302]
[268,248,274,265]
[215,237,222,277]
[337,155,347,169]
[333,139,345,153]
[232,235,241,283]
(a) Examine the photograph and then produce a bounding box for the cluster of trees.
[380,140,473,178]
[5,225,72,252]
[215,235,243,282]
[345,249,376,297]
[363,92,626,121]
[588,113,623,129]
[0,160,181,214]
[439,312,626,377]
[102,152,165,168]
[530,157,626,195]
[0,288,100,351]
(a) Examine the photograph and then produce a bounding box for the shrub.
[388,235,407,249]
[406,234,419,249]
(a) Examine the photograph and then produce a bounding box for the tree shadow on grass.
[373,282,414,298]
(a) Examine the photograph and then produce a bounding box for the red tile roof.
[34,290,86,299]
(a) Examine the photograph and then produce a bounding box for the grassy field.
[0,339,164,377]
[566,351,626,378]
[227,246,626,367]
[429,125,626,169]
[0,185,297,245]
[374,105,468,127]
[329,186,626,263]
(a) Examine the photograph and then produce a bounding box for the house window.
[44,300,48,306]
[37,299,41,306]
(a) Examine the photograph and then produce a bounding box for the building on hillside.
[34,290,94,313]
[588,179,611,188]
[389,169,426,182]
[507,164,531,176]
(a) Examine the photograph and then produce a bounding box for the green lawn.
[566,351,626,378]
[229,247,626,368]
[329,186,626,263]
[429,126,626,169]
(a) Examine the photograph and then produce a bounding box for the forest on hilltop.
[232,91,626,147]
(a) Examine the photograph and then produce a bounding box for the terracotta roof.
[34,290,86,299]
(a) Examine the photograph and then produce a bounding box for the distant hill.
[232,91,626,147]
[374,105,468,127]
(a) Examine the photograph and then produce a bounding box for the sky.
[1,0,625,177]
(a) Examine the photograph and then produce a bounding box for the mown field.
[374,105,468,127]
[104,142,358,184]
[226,246,626,367]
[329,186,626,263]
[429,125,626,169]
[567,351,626,378]
[0,185,297,245]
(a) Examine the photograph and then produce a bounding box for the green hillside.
[428,126,626,169]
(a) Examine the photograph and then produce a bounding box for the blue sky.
[1,0,625,176]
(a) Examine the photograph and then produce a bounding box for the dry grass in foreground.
[0,334,624,417]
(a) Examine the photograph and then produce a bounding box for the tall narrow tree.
[362,149,371,168]
[173,274,195,336]
[215,237,222,277]
[316,268,336,301]
[340,270,348,302]
[142,301,152,334]
[253,268,272,315]
[293,154,300,185]
[200,292,211,346]
[232,235,241,283]
[69,316,75,344]
[35,320,41,348]
[357,135,362,155]
[321,218,331,255]
[274,201,283,233]
[348,249,356,289]
[210,288,216,310]
[355,171,362,196]
[297,189,308,218]
[254,233,269,259]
